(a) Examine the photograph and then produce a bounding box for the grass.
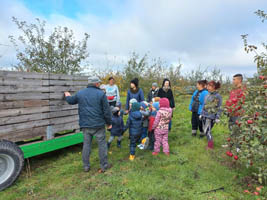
[1,96,266,200]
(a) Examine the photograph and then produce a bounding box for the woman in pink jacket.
[152,98,173,156]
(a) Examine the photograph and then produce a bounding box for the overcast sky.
[0,0,266,77]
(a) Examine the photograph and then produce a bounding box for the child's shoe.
[164,152,170,156]
[152,152,159,156]
[129,155,135,161]
[142,137,149,149]
[139,144,144,150]
[137,144,142,148]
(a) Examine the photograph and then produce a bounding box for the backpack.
[191,90,203,113]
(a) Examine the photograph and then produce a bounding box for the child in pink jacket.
[152,98,172,156]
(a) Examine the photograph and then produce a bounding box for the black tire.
[0,140,24,191]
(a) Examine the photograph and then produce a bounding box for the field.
[0,96,265,200]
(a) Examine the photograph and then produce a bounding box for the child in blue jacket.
[124,102,143,161]
[189,80,209,137]
[107,107,125,149]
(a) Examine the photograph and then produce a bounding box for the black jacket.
[157,88,175,108]
[147,88,159,102]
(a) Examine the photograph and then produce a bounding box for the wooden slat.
[0,100,49,109]
[0,71,48,79]
[0,85,49,93]
[0,93,49,101]
[0,113,49,126]
[50,104,78,111]
[48,73,88,81]
[48,86,85,92]
[0,127,46,142]
[52,122,79,133]
[50,115,79,125]
[0,106,50,118]
[0,78,49,86]
[49,100,69,106]
[0,119,50,134]
[49,110,78,118]
[48,80,88,86]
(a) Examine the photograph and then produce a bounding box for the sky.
[0,0,266,77]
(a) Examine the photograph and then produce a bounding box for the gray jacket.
[201,91,222,120]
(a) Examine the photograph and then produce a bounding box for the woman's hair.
[108,77,114,81]
[197,80,208,87]
[162,78,171,88]
[208,80,221,89]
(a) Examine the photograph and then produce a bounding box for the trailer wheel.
[0,140,24,191]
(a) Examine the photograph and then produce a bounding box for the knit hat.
[130,78,139,88]
[159,98,170,108]
[129,98,137,105]
[116,102,122,109]
[152,82,158,87]
[140,101,148,109]
[88,76,101,85]
[131,102,140,112]
[112,107,120,114]
[152,102,160,111]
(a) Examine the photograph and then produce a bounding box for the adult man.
[64,76,112,173]
[147,82,159,103]
[225,74,246,131]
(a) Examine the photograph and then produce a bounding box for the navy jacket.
[110,115,124,136]
[124,111,142,135]
[66,86,112,129]
[125,88,144,110]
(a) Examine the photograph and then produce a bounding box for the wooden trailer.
[0,70,88,191]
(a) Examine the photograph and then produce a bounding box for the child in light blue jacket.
[189,80,209,137]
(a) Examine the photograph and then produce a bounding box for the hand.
[107,125,112,129]
[215,119,220,124]
[64,92,71,97]
[125,110,129,114]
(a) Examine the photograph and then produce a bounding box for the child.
[124,102,143,161]
[200,81,222,149]
[148,102,160,151]
[107,107,124,149]
[152,98,172,156]
[138,101,150,150]
[189,80,209,137]
[116,102,126,116]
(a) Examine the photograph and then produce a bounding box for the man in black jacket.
[65,76,112,173]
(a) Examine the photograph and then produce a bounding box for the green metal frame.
[20,132,84,159]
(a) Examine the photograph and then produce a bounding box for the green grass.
[1,96,266,200]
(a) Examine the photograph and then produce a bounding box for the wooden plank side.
[0,119,50,134]
[0,100,49,109]
[0,85,49,93]
[49,86,85,92]
[48,73,88,81]
[50,115,79,125]
[0,78,49,86]
[48,79,88,86]
[0,127,46,142]
[50,104,78,111]
[52,122,79,133]
[0,106,50,118]
[49,109,78,118]
[0,71,48,79]
[0,93,50,101]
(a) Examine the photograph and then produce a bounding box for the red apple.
[227,138,231,142]
[234,155,238,160]
[229,152,233,157]
[247,120,253,124]
[244,190,250,193]
[254,191,259,196]
[259,75,265,80]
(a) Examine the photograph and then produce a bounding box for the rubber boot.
[207,140,214,149]
[117,140,121,148]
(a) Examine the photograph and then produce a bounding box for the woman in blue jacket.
[125,78,144,113]
[189,80,208,137]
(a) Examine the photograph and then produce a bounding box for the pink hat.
[159,98,170,108]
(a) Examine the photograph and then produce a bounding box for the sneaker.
[98,163,112,173]
[137,144,142,148]
[129,155,135,161]
[152,152,159,156]
[139,144,144,150]
[164,152,170,156]
[142,137,149,149]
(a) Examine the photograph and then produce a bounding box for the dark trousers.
[130,133,141,155]
[81,128,109,170]
[191,112,203,132]
[148,130,155,150]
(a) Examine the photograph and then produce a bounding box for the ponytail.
[208,80,221,90]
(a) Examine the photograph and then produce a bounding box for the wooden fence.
[0,71,88,142]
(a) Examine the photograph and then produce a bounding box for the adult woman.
[125,78,144,113]
[157,79,175,130]
[105,77,120,107]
